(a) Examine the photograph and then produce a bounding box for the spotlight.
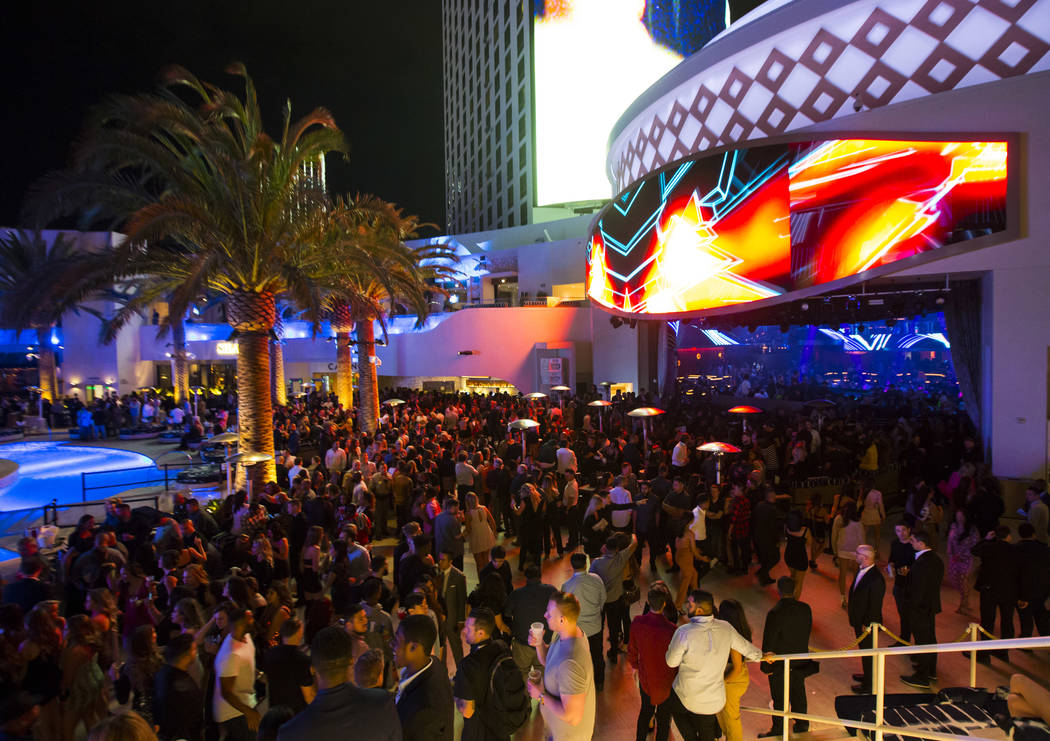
[935,295,946,306]
[610,317,623,328]
[857,324,865,333]
[779,323,790,334]
[800,302,809,312]
[628,319,638,329]
[747,324,757,333]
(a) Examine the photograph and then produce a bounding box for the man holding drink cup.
[526,592,596,740]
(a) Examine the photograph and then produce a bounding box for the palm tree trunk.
[35,327,58,402]
[335,330,353,411]
[356,318,379,433]
[271,339,287,406]
[226,290,277,490]
[270,312,287,406]
[171,318,190,405]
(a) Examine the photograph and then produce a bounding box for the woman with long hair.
[581,493,611,560]
[463,491,497,575]
[946,507,979,615]
[257,583,293,649]
[60,614,108,738]
[832,502,865,608]
[673,520,703,610]
[510,483,545,571]
[250,533,275,593]
[716,599,753,741]
[300,525,328,604]
[114,625,162,726]
[86,588,119,670]
[86,711,159,741]
[182,563,213,609]
[20,604,64,741]
[705,483,726,564]
[119,563,161,642]
[803,494,828,570]
[859,476,886,555]
[538,473,564,558]
[783,509,812,599]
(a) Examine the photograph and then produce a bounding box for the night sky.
[0,0,447,231]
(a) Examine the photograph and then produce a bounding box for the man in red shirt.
[627,588,678,741]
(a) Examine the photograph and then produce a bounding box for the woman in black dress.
[784,509,812,599]
[510,483,545,571]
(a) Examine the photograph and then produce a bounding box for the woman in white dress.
[464,491,497,576]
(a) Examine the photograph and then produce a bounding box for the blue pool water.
[0,442,158,511]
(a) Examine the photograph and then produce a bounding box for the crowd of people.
[2,383,1050,741]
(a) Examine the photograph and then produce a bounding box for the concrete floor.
[426,525,1050,741]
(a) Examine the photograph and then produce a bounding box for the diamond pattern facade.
[608,0,1050,193]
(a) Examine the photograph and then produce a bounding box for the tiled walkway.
[418,523,1050,741]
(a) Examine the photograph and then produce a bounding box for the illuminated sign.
[587,138,1007,317]
[533,0,725,205]
[216,342,239,356]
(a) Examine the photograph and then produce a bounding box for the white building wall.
[805,71,1050,480]
[376,307,592,393]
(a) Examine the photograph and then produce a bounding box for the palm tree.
[0,230,113,403]
[270,302,296,406]
[323,195,454,433]
[29,64,346,486]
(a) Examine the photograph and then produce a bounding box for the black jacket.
[1,577,53,615]
[278,682,401,741]
[848,566,886,631]
[1015,539,1050,602]
[972,537,1019,600]
[763,597,812,656]
[396,659,454,741]
[153,664,204,741]
[910,550,944,615]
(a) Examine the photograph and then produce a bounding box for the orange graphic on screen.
[586,138,1007,316]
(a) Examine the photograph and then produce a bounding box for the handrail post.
[81,471,86,503]
[873,623,884,741]
[969,622,978,688]
[164,464,169,491]
[782,657,790,741]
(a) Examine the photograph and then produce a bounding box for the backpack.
[484,642,531,737]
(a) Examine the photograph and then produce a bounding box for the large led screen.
[533,0,726,206]
[586,138,1008,316]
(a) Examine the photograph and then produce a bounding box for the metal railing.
[0,491,165,538]
[80,461,196,502]
[742,623,1050,741]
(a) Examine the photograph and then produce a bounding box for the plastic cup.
[529,667,542,685]
[530,622,545,643]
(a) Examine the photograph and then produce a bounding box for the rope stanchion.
[874,624,912,646]
[807,625,872,655]
[974,625,999,641]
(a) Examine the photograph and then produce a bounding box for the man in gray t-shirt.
[528,592,596,741]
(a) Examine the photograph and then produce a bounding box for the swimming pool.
[0,442,159,511]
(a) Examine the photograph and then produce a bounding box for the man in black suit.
[901,529,944,690]
[1015,522,1050,637]
[847,545,885,693]
[437,549,468,667]
[278,626,401,741]
[971,524,1019,662]
[1,557,53,614]
[154,634,205,741]
[394,614,454,741]
[760,577,813,737]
